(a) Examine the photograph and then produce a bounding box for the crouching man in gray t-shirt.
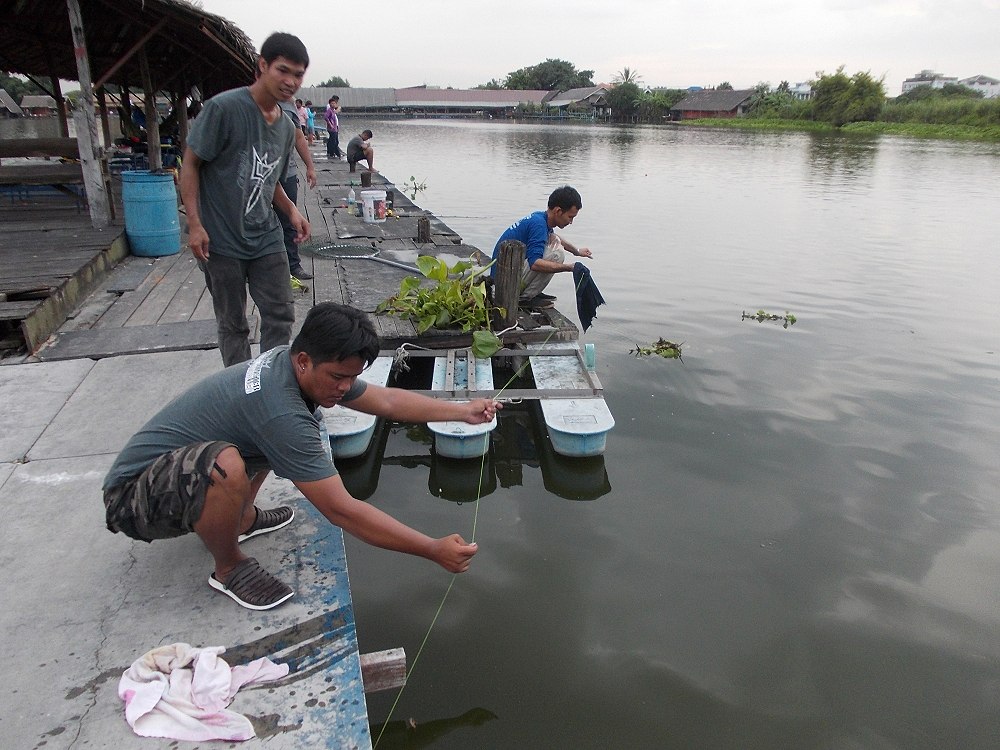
[103,303,501,610]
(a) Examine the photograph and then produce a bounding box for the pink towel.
[118,643,288,742]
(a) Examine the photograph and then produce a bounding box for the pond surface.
[336,119,1000,749]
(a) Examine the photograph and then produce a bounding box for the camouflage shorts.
[103,441,234,542]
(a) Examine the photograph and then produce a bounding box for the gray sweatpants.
[202,251,294,366]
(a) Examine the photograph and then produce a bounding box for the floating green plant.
[402,175,428,199]
[376,255,501,358]
[743,309,797,328]
[631,338,683,359]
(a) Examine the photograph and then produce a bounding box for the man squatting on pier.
[491,185,593,310]
[103,303,501,610]
[180,32,310,367]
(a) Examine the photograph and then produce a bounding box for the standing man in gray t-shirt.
[180,32,311,367]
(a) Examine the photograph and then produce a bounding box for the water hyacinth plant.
[376,255,502,358]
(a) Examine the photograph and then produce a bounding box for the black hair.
[291,303,379,366]
[361,129,373,139]
[260,32,309,67]
[548,185,582,211]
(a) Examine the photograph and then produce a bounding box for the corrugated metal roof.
[672,89,754,112]
[20,95,57,109]
[546,86,608,107]
[296,87,398,108]
[394,88,549,107]
[0,88,23,115]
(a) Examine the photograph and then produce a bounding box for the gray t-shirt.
[278,100,298,179]
[103,346,367,490]
[186,87,295,260]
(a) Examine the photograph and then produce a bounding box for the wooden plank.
[37,319,227,360]
[125,253,196,326]
[0,300,42,320]
[158,261,207,323]
[359,648,406,694]
[0,138,81,159]
[0,164,84,186]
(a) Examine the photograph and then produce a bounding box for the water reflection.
[371,707,498,748]
[336,408,611,503]
[806,132,879,179]
[503,127,590,169]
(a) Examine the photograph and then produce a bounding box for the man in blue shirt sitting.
[490,185,593,309]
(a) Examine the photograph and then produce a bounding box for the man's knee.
[209,447,251,496]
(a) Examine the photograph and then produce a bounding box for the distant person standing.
[489,185,592,309]
[324,96,342,160]
[277,98,317,281]
[346,129,374,173]
[179,32,311,367]
[304,100,316,144]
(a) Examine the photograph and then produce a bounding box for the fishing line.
[373,276,589,748]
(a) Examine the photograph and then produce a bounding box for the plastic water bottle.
[347,184,356,208]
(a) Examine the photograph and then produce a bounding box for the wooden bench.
[0,137,113,216]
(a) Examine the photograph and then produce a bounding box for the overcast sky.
[201,0,998,94]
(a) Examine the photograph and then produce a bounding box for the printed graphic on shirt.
[245,146,282,217]
[245,348,278,394]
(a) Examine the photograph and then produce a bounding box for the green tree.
[614,67,642,85]
[777,81,791,94]
[636,89,686,121]
[504,59,594,91]
[607,81,642,121]
[474,78,505,90]
[1,70,45,101]
[717,81,734,90]
[317,76,350,88]
[812,66,885,125]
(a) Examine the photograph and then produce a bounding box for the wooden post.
[96,88,111,147]
[66,0,112,228]
[139,47,162,171]
[416,216,431,243]
[52,78,69,137]
[494,239,523,328]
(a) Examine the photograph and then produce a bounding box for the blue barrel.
[121,170,181,256]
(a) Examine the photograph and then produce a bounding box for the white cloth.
[118,643,288,742]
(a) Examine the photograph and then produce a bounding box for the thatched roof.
[2,0,257,99]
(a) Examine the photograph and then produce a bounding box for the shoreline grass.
[680,118,1000,142]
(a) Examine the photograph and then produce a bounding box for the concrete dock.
[0,143,585,748]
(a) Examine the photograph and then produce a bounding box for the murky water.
[336,120,1000,749]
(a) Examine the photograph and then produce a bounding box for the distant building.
[1,88,23,117]
[19,94,58,116]
[958,74,1000,98]
[669,89,755,120]
[901,70,958,94]
[546,86,610,118]
[292,87,549,117]
[789,82,813,100]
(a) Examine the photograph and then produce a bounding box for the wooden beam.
[92,17,168,92]
[66,0,112,228]
[359,648,406,693]
[199,23,256,73]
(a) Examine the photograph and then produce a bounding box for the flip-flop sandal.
[208,557,293,610]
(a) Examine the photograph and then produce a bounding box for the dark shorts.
[104,441,234,542]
